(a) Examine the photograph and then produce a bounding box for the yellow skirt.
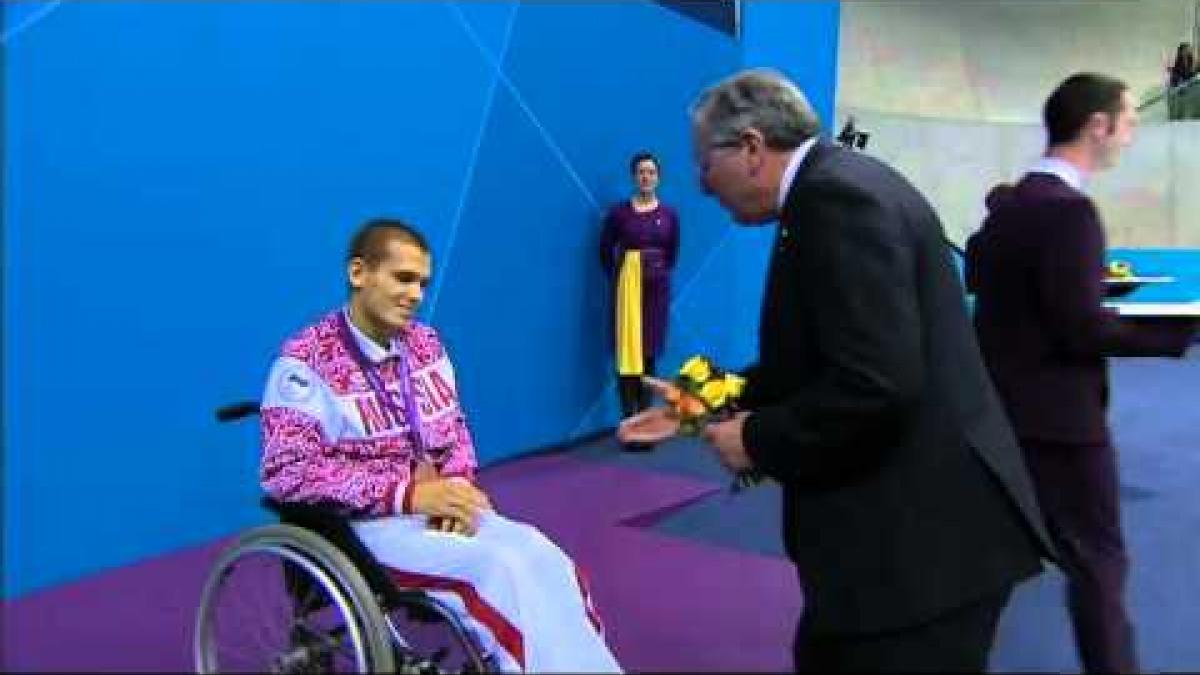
[615,250,644,376]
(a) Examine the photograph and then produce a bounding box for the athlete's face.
[348,239,431,339]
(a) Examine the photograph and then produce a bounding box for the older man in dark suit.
[965,72,1197,674]
[620,68,1054,672]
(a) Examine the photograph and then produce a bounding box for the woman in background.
[599,151,680,451]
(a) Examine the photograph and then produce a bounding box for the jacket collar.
[780,139,837,217]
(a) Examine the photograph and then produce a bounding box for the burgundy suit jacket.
[965,173,1195,444]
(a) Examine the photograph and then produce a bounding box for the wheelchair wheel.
[195,524,396,673]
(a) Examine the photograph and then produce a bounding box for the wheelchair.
[194,401,496,674]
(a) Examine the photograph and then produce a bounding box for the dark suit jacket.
[739,142,1053,636]
[964,172,1194,444]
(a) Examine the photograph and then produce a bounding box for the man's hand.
[412,477,492,535]
[617,406,681,444]
[702,411,754,474]
[616,375,691,445]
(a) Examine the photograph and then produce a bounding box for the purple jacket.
[965,173,1195,443]
[598,201,680,358]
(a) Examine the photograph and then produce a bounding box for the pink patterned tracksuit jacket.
[259,309,622,673]
[260,309,476,516]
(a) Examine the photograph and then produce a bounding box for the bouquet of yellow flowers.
[665,356,747,435]
[664,356,765,491]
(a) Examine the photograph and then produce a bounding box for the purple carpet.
[2,452,799,672]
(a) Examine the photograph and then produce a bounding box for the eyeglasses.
[696,140,742,175]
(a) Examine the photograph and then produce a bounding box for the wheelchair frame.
[194,402,493,674]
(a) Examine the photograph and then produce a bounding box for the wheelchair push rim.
[194,524,395,674]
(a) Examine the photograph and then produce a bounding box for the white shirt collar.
[342,306,404,364]
[1028,156,1087,191]
[778,136,818,212]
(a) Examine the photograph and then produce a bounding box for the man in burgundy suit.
[966,72,1197,674]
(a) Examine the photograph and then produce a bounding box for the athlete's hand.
[412,477,492,534]
[428,515,475,537]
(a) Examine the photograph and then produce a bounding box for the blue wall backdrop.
[693,1,844,381]
[742,1,840,136]
[2,0,837,599]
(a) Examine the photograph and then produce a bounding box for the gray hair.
[690,68,821,150]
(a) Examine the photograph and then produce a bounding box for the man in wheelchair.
[258,218,622,673]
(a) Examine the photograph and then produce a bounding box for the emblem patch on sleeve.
[277,365,316,403]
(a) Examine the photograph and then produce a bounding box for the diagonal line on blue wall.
[1,0,63,45]
[427,0,521,319]
[670,306,715,356]
[440,0,751,444]
[446,0,610,443]
[446,0,599,213]
[669,223,737,308]
[568,379,617,438]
